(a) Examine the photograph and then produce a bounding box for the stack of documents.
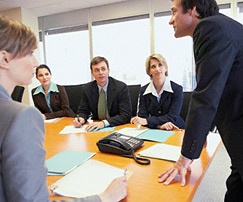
[50,159,130,198]
[138,143,181,162]
[117,127,175,143]
[46,150,95,175]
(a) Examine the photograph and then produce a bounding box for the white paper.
[117,127,148,137]
[59,125,88,134]
[44,118,61,123]
[139,144,181,162]
[50,159,127,198]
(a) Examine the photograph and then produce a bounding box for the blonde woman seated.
[131,54,185,130]
[32,64,75,120]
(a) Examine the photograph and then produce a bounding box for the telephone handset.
[97,132,150,165]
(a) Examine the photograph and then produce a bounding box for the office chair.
[63,84,83,114]
[127,85,141,117]
[11,86,25,103]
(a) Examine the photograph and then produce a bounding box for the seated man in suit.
[74,56,132,131]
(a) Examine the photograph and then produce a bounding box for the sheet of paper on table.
[50,159,132,198]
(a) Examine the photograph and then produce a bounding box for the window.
[237,2,243,24]
[44,25,90,85]
[219,4,231,17]
[154,13,194,91]
[39,3,234,89]
[92,15,150,85]
[154,5,232,92]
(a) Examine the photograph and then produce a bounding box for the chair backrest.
[180,91,216,131]
[180,91,192,122]
[11,86,25,102]
[63,84,83,114]
[127,84,141,117]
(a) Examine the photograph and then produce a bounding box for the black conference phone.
[97,132,150,165]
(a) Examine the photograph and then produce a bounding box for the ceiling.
[0,0,129,17]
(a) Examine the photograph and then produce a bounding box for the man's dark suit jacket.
[138,81,185,129]
[182,13,243,178]
[32,84,75,120]
[77,76,132,126]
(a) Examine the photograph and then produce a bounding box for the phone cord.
[122,150,150,165]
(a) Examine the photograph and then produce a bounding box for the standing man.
[158,0,243,201]
[74,56,132,131]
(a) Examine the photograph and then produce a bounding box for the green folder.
[46,150,95,176]
[117,128,175,143]
[137,129,175,142]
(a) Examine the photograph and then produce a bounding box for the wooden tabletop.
[45,117,221,202]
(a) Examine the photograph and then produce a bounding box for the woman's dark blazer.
[31,84,75,119]
[138,81,185,129]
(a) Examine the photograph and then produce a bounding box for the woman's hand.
[130,116,148,126]
[42,114,46,120]
[157,122,179,131]
[99,176,127,202]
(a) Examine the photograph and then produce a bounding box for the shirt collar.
[143,77,174,96]
[97,80,109,93]
[33,82,59,95]
[0,85,11,100]
[163,77,174,93]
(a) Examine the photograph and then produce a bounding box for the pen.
[124,168,127,178]
[77,114,80,123]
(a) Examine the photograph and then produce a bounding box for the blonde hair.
[145,54,168,77]
[0,15,37,59]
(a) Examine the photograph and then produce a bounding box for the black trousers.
[225,166,243,202]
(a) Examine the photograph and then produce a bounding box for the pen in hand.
[77,114,80,123]
[76,114,83,127]
[124,168,127,178]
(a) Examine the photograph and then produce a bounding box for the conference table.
[45,117,221,202]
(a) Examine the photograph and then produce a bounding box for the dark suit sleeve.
[182,19,236,159]
[107,84,132,126]
[137,87,150,118]
[77,85,91,122]
[44,85,75,119]
[31,87,43,111]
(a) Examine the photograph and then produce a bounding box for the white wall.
[21,8,41,106]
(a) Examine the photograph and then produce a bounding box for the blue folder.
[137,129,175,142]
[117,128,175,143]
[46,150,95,176]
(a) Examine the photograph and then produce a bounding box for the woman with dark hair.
[32,64,75,120]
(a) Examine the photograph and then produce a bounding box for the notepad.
[117,128,175,143]
[59,125,115,134]
[138,143,181,162]
[46,150,95,175]
[117,128,149,137]
[50,159,132,198]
